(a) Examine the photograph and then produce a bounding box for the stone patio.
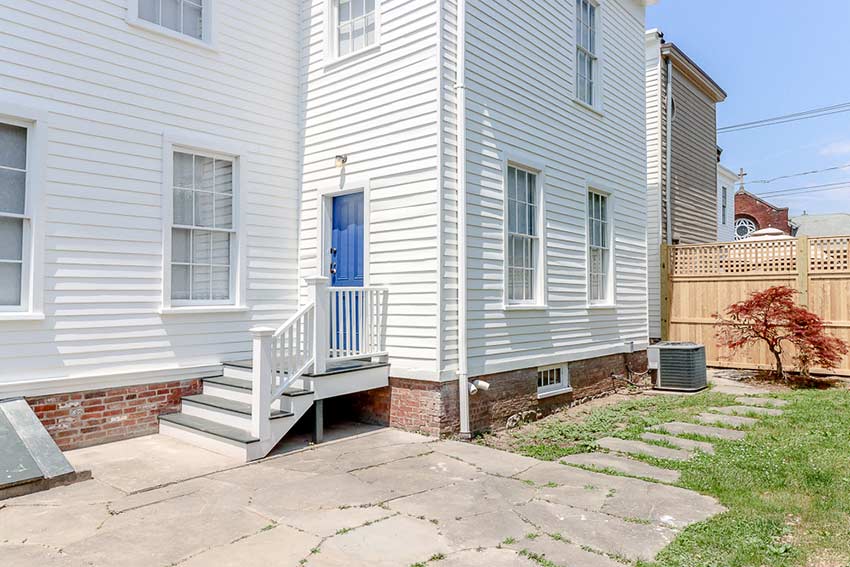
[0,425,726,566]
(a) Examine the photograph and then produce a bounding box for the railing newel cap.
[250,326,277,336]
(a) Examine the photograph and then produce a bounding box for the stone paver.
[710,405,784,417]
[506,534,627,567]
[0,428,727,566]
[597,436,692,461]
[697,413,759,428]
[562,452,681,483]
[651,421,746,440]
[709,376,771,395]
[641,432,716,455]
[515,499,677,562]
[735,396,789,408]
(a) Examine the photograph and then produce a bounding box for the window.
[334,0,377,58]
[170,150,234,303]
[735,217,757,241]
[537,365,571,397]
[721,187,728,225]
[587,191,610,304]
[0,122,27,308]
[506,165,539,304]
[137,0,204,40]
[575,0,598,106]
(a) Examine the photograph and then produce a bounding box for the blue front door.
[330,193,364,287]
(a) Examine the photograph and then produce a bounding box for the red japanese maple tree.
[714,286,848,380]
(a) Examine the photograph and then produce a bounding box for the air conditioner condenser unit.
[647,342,707,392]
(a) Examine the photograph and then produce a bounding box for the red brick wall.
[344,351,648,437]
[27,379,202,450]
[735,191,792,234]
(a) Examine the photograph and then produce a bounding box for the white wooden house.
[0,0,650,461]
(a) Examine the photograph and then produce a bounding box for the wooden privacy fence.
[662,236,850,376]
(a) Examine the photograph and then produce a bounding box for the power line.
[736,162,850,185]
[755,180,850,199]
[718,101,850,133]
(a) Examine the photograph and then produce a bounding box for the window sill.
[537,387,573,400]
[0,312,45,322]
[573,98,604,117]
[587,303,616,311]
[324,44,382,71]
[126,16,218,52]
[160,305,248,315]
[503,304,549,312]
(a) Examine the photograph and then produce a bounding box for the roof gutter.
[456,0,471,439]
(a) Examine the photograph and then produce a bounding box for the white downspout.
[456,0,471,440]
[664,55,674,245]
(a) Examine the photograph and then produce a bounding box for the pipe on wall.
[456,0,471,439]
[664,55,674,245]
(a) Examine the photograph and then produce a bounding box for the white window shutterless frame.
[127,0,215,47]
[160,133,246,314]
[504,161,547,308]
[537,364,572,398]
[575,0,599,108]
[0,105,46,320]
[327,0,380,63]
[587,189,613,305]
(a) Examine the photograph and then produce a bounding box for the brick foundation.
[344,351,648,436]
[26,379,203,451]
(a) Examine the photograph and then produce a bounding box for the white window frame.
[537,364,572,399]
[0,102,46,321]
[721,186,728,225]
[325,0,382,66]
[586,185,615,308]
[126,0,216,49]
[574,0,604,113]
[160,132,247,314]
[502,156,547,310]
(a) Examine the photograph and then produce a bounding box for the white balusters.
[327,286,388,362]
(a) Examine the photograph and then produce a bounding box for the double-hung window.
[334,0,377,58]
[136,0,205,41]
[0,122,28,308]
[170,150,235,304]
[507,165,539,304]
[587,191,610,304]
[575,0,598,106]
[721,187,728,225]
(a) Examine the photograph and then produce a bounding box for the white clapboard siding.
[0,0,301,394]
[645,30,663,339]
[453,0,649,377]
[298,0,441,379]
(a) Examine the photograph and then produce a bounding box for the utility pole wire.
[735,162,850,186]
[718,101,850,133]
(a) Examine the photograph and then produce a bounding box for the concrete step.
[596,437,691,461]
[710,405,783,417]
[697,413,758,428]
[735,397,789,408]
[650,421,746,441]
[641,432,715,455]
[561,452,681,483]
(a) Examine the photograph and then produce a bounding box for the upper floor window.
[721,187,728,225]
[588,190,610,304]
[334,0,377,58]
[575,0,598,106]
[137,0,204,40]
[0,122,28,308]
[507,165,539,305]
[170,150,235,304]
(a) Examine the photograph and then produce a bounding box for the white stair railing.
[249,275,389,440]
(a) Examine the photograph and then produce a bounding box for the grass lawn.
[482,387,850,567]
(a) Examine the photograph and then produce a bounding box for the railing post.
[305,275,329,374]
[250,326,275,440]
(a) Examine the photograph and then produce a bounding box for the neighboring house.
[735,189,794,240]
[645,30,727,340]
[790,213,850,237]
[717,164,737,241]
[0,0,650,460]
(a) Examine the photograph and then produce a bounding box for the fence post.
[660,243,671,341]
[305,275,329,374]
[250,326,275,440]
[796,236,810,308]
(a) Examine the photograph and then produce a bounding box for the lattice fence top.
[671,239,799,276]
[810,236,850,273]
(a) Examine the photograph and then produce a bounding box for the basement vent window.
[537,365,571,398]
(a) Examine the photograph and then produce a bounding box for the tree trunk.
[772,347,785,382]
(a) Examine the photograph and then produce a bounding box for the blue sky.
[647,0,850,217]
